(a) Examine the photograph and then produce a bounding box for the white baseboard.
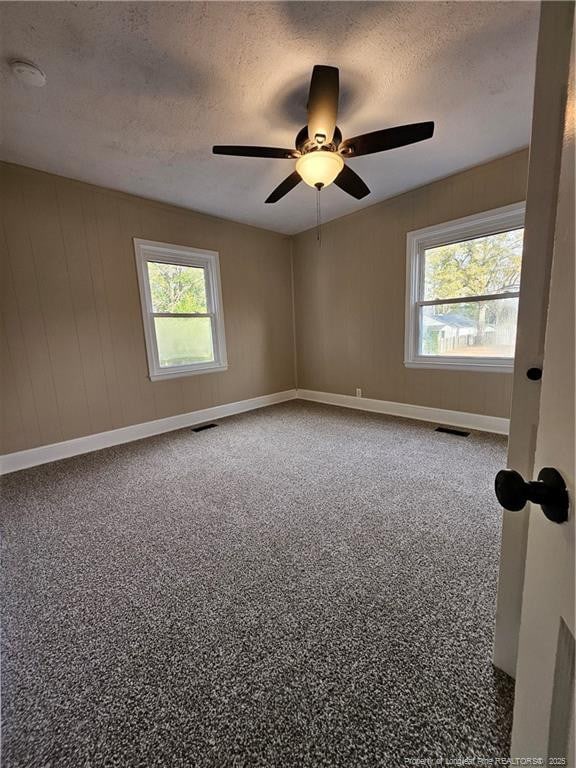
[0,387,508,475]
[0,389,298,475]
[296,389,510,435]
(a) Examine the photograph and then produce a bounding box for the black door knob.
[495,467,569,524]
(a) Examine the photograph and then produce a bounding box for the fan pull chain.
[315,184,322,245]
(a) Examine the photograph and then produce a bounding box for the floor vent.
[192,423,218,433]
[435,426,470,437]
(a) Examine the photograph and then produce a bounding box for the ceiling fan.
[213,65,434,204]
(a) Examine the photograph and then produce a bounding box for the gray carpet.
[1,400,514,767]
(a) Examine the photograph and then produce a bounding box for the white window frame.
[134,238,228,381]
[404,202,526,374]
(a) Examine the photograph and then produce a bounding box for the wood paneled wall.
[1,163,295,454]
[292,149,529,418]
[1,150,529,455]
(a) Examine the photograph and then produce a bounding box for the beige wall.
[1,150,529,455]
[0,162,295,454]
[293,149,529,418]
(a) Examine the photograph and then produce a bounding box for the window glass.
[420,297,519,359]
[154,317,214,368]
[147,262,208,313]
[423,228,523,301]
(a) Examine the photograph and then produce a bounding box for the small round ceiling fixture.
[9,59,46,87]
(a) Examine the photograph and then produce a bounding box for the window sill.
[149,363,228,381]
[404,359,514,374]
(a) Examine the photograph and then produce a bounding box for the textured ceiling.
[0,2,539,235]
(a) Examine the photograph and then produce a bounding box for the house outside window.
[405,202,525,373]
[134,239,227,381]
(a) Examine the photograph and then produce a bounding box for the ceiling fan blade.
[340,121,434,158]
[333,164,370,200]
[265,171,302,204]
[213,146,298,159]
[307,65,339,145]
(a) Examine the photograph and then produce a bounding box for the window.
[405,202,525,373]
[134,239,227,381]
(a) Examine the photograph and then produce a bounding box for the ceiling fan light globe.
[296,150,344,189]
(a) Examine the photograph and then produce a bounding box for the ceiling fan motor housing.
[296,126,343,155]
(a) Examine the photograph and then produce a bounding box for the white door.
[494,0,575,680]
[503,16,574,760]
